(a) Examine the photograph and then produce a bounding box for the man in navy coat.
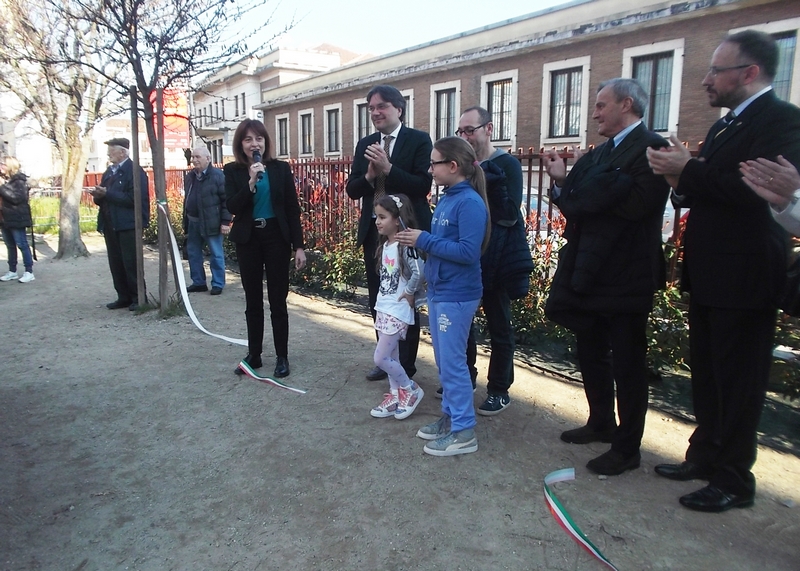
[90,137,150,311]
[346,85,433,381]
[648,30,800,513]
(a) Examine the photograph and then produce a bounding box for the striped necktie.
[374,135,393,201]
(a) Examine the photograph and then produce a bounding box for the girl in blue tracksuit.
[397,136,490,457]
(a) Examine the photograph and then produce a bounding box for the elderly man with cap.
[89,137,150,310]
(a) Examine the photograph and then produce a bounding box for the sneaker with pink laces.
[370,393,399,418]
[395,384,424,420]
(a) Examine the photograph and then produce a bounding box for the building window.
[436,89,456,139]
[623,40,684,133]
[241,92,246,116]
[355,102,371,143]
[215,102,219,123]
[480,70,518,147]
[549,68,582,138]
[220,100,225,121]
[324,104,341,155]
[632,52,673,132]
[487,80,512,141]
[541,57,591,147]
[234,95,239,118]
[430,81,461,140]
[298,109,314,156]
[276,114,290,157]
[400,89,414,127]
[774,31,797,101]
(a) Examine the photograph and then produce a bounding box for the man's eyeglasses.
[707,64,753,77]
[455,123,488,137]
[368,102,394,113]
[430,160,450,167]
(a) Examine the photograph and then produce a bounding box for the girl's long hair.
[433,136,491,253]
[374,193,421,276]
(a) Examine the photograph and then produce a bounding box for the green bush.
[30,196,98,234]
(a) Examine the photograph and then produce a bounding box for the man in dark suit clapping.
[544,78,671,477]
[346,85,433,381]
[648,30,800,513]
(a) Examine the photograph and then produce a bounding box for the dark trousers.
[104,228,140,303]
[574,311,650,457]
[363,223,419,378]
[236,219,292,358]
[685,303,776,496]
[466,287,515,394]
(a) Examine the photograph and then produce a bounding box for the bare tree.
[66,0,294,201]
[56,0,294,311]
[0,0,119,258]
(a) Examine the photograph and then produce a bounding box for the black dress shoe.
[274,356,290,378]
[560,424,616,444]
[210,287,222,296]
[106,299,131,309]
[365,366,388,381]
[679,485,754,513]
[235,353,263,375]
[654,461,713,481]
[187,284,208,293]
[128,302,139,311]
[586,449,641,476]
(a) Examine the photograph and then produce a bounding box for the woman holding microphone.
[224,119,306,378]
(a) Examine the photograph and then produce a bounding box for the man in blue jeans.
[183,146,230,295]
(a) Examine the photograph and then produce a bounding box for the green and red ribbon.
[544,468,619,571]
[237,360,307,394]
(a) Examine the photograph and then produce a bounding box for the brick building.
[252,0,799,160]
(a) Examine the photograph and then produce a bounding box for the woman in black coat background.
[224,119,306,378]
[0,156,35,283]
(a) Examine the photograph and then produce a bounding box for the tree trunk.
[55,153,90,259]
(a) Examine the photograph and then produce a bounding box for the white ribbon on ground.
[157,201,247,346]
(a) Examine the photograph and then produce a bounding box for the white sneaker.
[0,271,19,281]
[18,272,35,283]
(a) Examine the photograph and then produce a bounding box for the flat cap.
[104,137,130,149]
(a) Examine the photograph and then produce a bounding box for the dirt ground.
[1,234,799,571]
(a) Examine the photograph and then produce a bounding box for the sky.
[269,0,576,56]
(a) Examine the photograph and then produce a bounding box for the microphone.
[252,150,263,181]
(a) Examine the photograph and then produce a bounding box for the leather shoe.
[187,284,208,293]
[586,449,641,476]
[210,287,222,296]
[235,353,262,375]
[274,356,290,378]
[679,485,754,513]
[128,301,139,311]
[365,366,388,381]
[560,424,616,444]
[654,461,713,481]
[106,299,131,309]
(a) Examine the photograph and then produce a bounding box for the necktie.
[713,110,737,140]
[374,135,393,201]
[596,137,615,164]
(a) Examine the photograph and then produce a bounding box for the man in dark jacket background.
[544,78,670,476]
[89,137,150,311]
[457,106,532,416]
[183,146,230,295]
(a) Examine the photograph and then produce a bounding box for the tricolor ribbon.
[157,202,306,395]
[237,360,307,394]
[544,468,619,571]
